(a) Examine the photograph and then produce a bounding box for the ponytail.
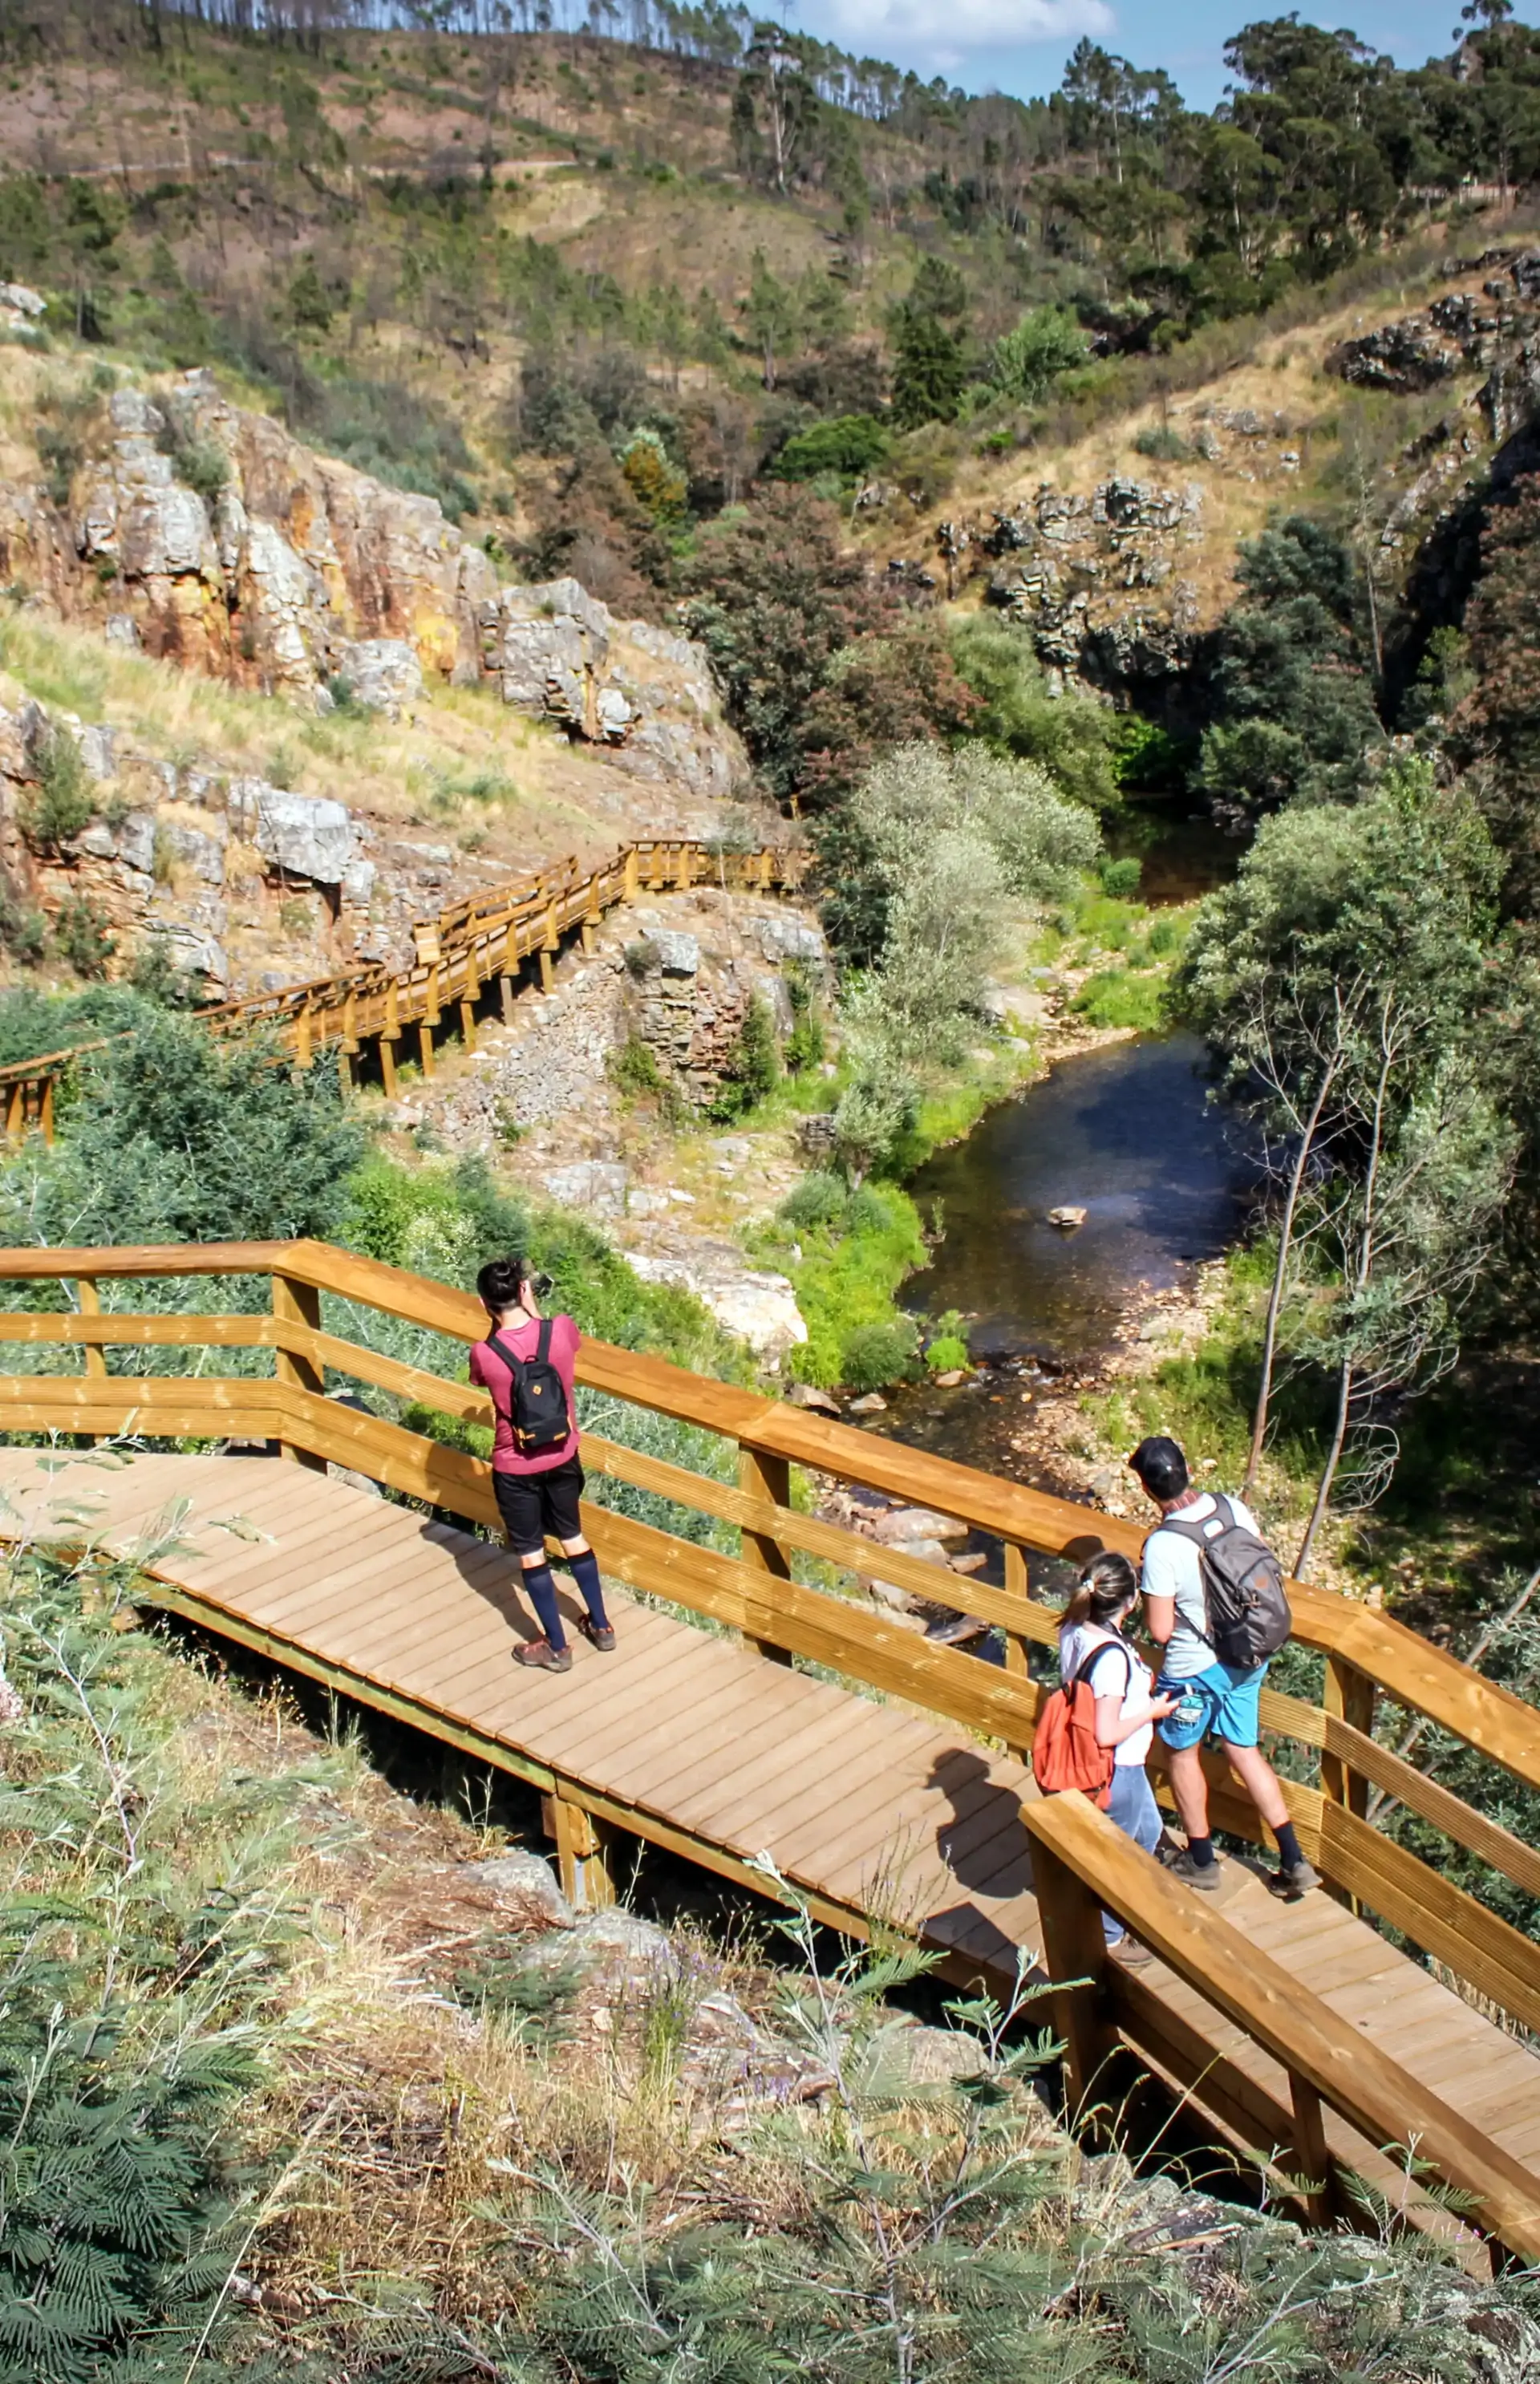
[1064,1549,1139,1632]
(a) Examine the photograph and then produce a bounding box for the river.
[878,1030,1255,1484]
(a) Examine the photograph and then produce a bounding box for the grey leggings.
[1102,1764,1164,1945]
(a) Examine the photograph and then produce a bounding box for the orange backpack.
[1031,1645,1129,1810]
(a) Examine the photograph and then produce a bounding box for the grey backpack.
[1159,1494,1292,1668]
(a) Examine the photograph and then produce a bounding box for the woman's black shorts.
[493,1456,586,1555]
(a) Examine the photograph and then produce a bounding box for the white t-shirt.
[1141,1491,1263,1679]
[1059,1622,1153,1768]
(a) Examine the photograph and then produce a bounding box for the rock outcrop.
[0,696,383,990]
[4,364,746,799]
[976,475,1206,698]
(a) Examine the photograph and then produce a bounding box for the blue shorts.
[1157,1660,1268,1750]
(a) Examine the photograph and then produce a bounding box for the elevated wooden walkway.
[0,835,804,1136]
[1,1239,1538,2264]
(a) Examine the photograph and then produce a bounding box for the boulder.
[626,1248,808,1361]
[1048,1206,1088,1229]
[227,778,358,888]
[848,1392,887,1415]
[787,1381,841,1416]
[460,1847,574,1930]
[868,1506,970,1546]
[335,637,424,719]
[542,1160,630,1218]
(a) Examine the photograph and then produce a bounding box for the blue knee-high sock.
[521,1562,566,1652]
[565,1549,609,1629]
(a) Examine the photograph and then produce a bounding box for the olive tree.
[1176,763,1517,1567]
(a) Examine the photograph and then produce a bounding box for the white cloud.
[813,0,1115,63]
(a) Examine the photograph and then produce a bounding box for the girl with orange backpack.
[1033,1551,1176,1966]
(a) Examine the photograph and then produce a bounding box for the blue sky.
[796,0,1472,111]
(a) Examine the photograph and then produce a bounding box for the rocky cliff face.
[0,365,746,801]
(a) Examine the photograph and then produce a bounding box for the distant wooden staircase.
[0,837,804,1135]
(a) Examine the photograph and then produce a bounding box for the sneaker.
[1267,1858,1323,1900]
[579,1616,617,1652]
[1109,1934,1156,1968]
[1165,1848,1225,1893]
[514,1637,573,1672]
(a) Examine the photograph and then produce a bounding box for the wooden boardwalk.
[5,1445,1538,2228]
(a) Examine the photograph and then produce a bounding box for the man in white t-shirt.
[1132,1434,1321,1902]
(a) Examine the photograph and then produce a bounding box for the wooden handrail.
[0,1237,1534,1802]
[13,1288,1540,1940]
[1021,1792,1540,2264]
[3,1239,1537,2245]
[2,1235,1540,2222]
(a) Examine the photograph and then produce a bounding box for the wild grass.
[0,602,564,842]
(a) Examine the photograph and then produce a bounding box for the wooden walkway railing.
[0,837,804,1136]
[0,1239,1537,2261]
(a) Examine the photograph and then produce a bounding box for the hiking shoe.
[1165,1848,1225,1893]
[1109,1934,1156,1968]
[579,1616,617,1652]
[1267,1858,1323,1900]
[514,1637,573,1672]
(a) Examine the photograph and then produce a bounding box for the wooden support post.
[1289,2071,1334,2224]
[581,873,600,952]
[460,947,481,1049]
[417,1024,435,1078]
[38,1076,55,1145]
[623,847,639,902]
[271,1273,326,1470]
[380,983,401,1097]
[6,1085,22,1144]
[542,1791,617,1909]
[1322,1653,1375,1818]
[499,971,517,1026]
[738,1443,794,1664]
[1031,1829,1120,2124]
[1002,1542,1031,1758]
[538,948,554,995]
[540,901,558,995]
[74,1279,107,1400]
[424,963,442,1028]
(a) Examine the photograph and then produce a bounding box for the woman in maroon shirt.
[469,1255,614,1673]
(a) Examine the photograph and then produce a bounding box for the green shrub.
[51,893,116,979]
[925,1315,971,1373]
[610,1033,663,1097]
[780,1172,849,1231]
[1148,913,1184,957]
[1098,855,1143,898]
[1133,422,1190,460]
[841,1313,920,1392]
[769,413,890,483]
[18,727,94,852]
[1071,967,1165,1031]
[708,992,780,1122]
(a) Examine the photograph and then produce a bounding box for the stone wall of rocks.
[0,365,747,800]
[0,694,386,990]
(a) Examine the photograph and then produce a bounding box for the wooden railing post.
[738,1442,794,1665]
[623,847,639,902]
[1289,2072,1334,2224]
[539,902,558,994]
[1031,1827,1119,2122]
[271,1271,326,1470]
[73,1278,106,1383]
[999,1543,1035,1759]
[379,981,400,1098]
[1322,1654,1375,1818]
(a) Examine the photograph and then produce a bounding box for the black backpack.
[486,1322,571,1456]
[1157,1494,1292,1668]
